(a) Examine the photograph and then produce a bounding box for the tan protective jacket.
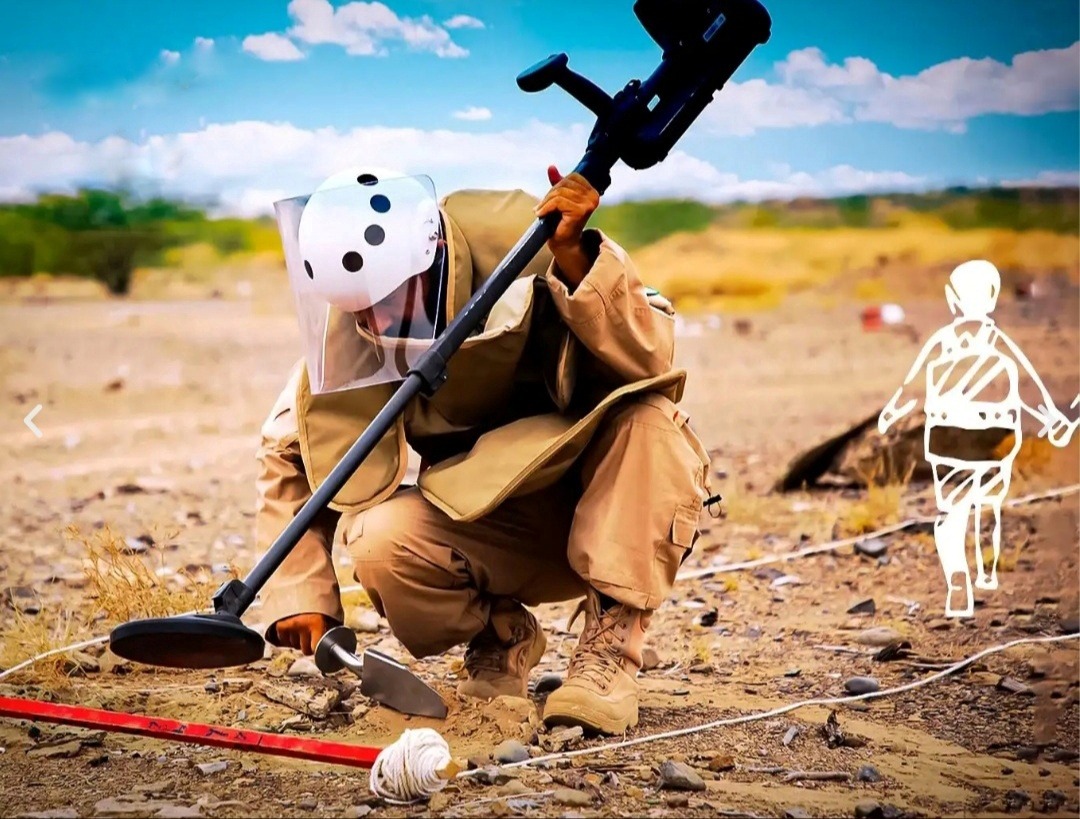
[259,188,699,626]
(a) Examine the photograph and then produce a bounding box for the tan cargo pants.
[257,383,710,659]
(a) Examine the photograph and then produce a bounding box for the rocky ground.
[0,284,1078,819]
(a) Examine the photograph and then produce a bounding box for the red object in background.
[0,695,381,769]
[861,303,906,331]
[861,305,884,331]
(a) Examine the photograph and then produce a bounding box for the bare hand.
[273,613,336,655]
[535,165,600,286]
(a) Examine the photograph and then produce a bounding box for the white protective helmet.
[296,167,441,313]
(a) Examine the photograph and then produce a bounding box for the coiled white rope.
[369,727,455,804]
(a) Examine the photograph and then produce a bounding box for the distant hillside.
[592,186,1079,249]
[1,186,1075,294]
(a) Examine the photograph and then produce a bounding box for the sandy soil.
[0,281,1077,819]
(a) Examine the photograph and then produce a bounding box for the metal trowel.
[314,626,447,719]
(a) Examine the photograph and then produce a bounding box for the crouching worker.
[257,165,711,734]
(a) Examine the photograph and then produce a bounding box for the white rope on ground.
[0,609,204,683]
[461,632,1080,778]
[5,485,1077,682]
[369,727,454,803]
[0,635,109,682]
[677,482,1080,581]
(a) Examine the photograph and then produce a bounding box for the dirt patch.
[1,287,1077,817]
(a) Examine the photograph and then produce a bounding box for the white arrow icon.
[24,404,43,438]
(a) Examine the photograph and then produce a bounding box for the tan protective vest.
[296,189,684,521]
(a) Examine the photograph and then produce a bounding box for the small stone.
[155,807,203,819]
[22,811,80,819]
[658,760,706,791]
[696,608,719,627]
[541,725,584,752]
[347,609,381,634]
[689,663,713,674]
[493,739,530,765]
[782,726,799,746]
[844,676,880,695]
[854,801,883,819]
[857,765,882,783]
[784,809,811,819]
[1058,614,1080,634]
[27,740,83,759]
[344,807,373,819]
[534,673,563,695]
[997,676,1034,696]
[297,796,318,810]
[1041,790,1067,811]
[1004,789,1030,812]
[196,761,228,775]
[1015,746,1040,761]
[771,575,803,588]
[665,794,690,808]
[499,780,531,796]
[706,753,735,772]
[204,682,221,694]
[3,586,40,615]
[926,618,952,631]
[553,788,592,807]
[855,627,902,647]
[641,647,662,671]
[287,657,321,677]
[784,668,801,677]
[427,794,452,813]
[1038,768,1050,777]
[256,680,341,719]
[855,538,888,558]
[847,598,876,615]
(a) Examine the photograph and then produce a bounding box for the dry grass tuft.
[72,524,234,624]
[0,608,90,685]
[837,457,915,536]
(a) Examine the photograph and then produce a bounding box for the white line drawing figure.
[878,260,1078,617]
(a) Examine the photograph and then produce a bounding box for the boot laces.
[464,627,511,676]
[566,599,627,686]
[464,619,528,676]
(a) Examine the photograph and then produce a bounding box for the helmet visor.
[274,173,445,394]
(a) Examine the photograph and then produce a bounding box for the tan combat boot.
[542,590,649,734]
[457,598,547,700]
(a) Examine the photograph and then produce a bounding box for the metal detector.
[109,0,772,671]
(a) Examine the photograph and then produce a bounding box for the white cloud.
[160,50,181,65]
[704,78,848,135]
[444,14,485,30]
[705,41,1080,135]
[453,106,492,121]
[243,33,306,62]
[194,36,215,51]
[0,121,982,217]
[243,0,471,60]
[1000,170,1080,188]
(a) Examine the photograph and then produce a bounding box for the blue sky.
[0,0,1077,212]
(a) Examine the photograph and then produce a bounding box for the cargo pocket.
[650,501,700,607]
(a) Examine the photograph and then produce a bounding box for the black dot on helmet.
[370,194,391,213]
[304,260,314,279]
[365,225,385,246]
[357,174,379,186]
[342,251,364,272]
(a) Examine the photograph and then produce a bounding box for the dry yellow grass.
[837,456,915,536]
[74,524,233,624]
[635,220,1080,312]
[0,608,91,685]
